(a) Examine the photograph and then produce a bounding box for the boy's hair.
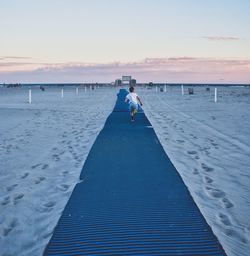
[129,86,134,93]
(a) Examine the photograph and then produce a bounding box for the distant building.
[4,83,22,88]
[130,79,136,86]
[122,76,132,84]
[115,79,122,86]
[114,76,136,86]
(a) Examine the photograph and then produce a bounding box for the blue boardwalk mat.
[44,89,226,255]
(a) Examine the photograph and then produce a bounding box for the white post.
[61,88,64,99]
[76,87,78,94]
[164,84,167,92]
[214,87,217,102]
[156,86,158,92]
[181,85,184,95]
[84,86,86,92]
[28,89,32,104]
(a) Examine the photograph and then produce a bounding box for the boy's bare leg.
[130,110,135,121]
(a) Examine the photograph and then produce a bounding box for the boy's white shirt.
[126,92,139,105]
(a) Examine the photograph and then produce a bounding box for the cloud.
[203,36,240,41]
[0,57,250,83]
[0,56,32,60]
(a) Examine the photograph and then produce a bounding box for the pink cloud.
[0,57,250,83]
[0,56,32,61]
[203,36,240,41]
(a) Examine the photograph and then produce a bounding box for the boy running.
[125,86,143,122]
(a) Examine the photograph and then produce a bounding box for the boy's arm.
[137,96,143,106]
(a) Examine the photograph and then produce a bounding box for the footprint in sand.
[190,134,198,139]
[205,150,211,156]
[59,150,65,155]
[42,164,49,170]
[3,218,18,237]
[34,176,46,184]
[204,176,213,184]
[62,170,69,176]
[81,145,87,150]
[193,168,199,175]
[13,193,24,205]
[187,150,198,155]
[224,228,247,244]
[31,163,42,169]
[44,201,56,208]
[57,184,70,192]
[1,196,10,206]
[201,163,214,172]
[35,111,41,117]
[221,197,234,209]
[66,141,72,146]
[6,184,18,192]
[205,186,225,198]
[18,138,25,143]
[52,154,60,161]
[218,213,232,226]
[201,146,211,152]
[176,140,185,144]
[42,201,56,212]
[21,172,29,179]
[72,152,79,160]
[25,131,32,136]
[75,160,82,167]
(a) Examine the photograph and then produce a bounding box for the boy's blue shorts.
[129,102,139,112]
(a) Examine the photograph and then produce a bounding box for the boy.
[125,86,143,122]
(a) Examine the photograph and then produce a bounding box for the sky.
[0,0,250,83]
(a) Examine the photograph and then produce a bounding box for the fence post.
[164,84,167,93]
[214,88,217,102]
[29,89,32,104]
[84,86,87,93]
[76,87,79,94]
[181,85,184,95]
[61,88,64,99]
[156,86,158,92]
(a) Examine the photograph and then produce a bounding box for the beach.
[0,86,116,255]
[0,85,250,256]
[140,85,250,256]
